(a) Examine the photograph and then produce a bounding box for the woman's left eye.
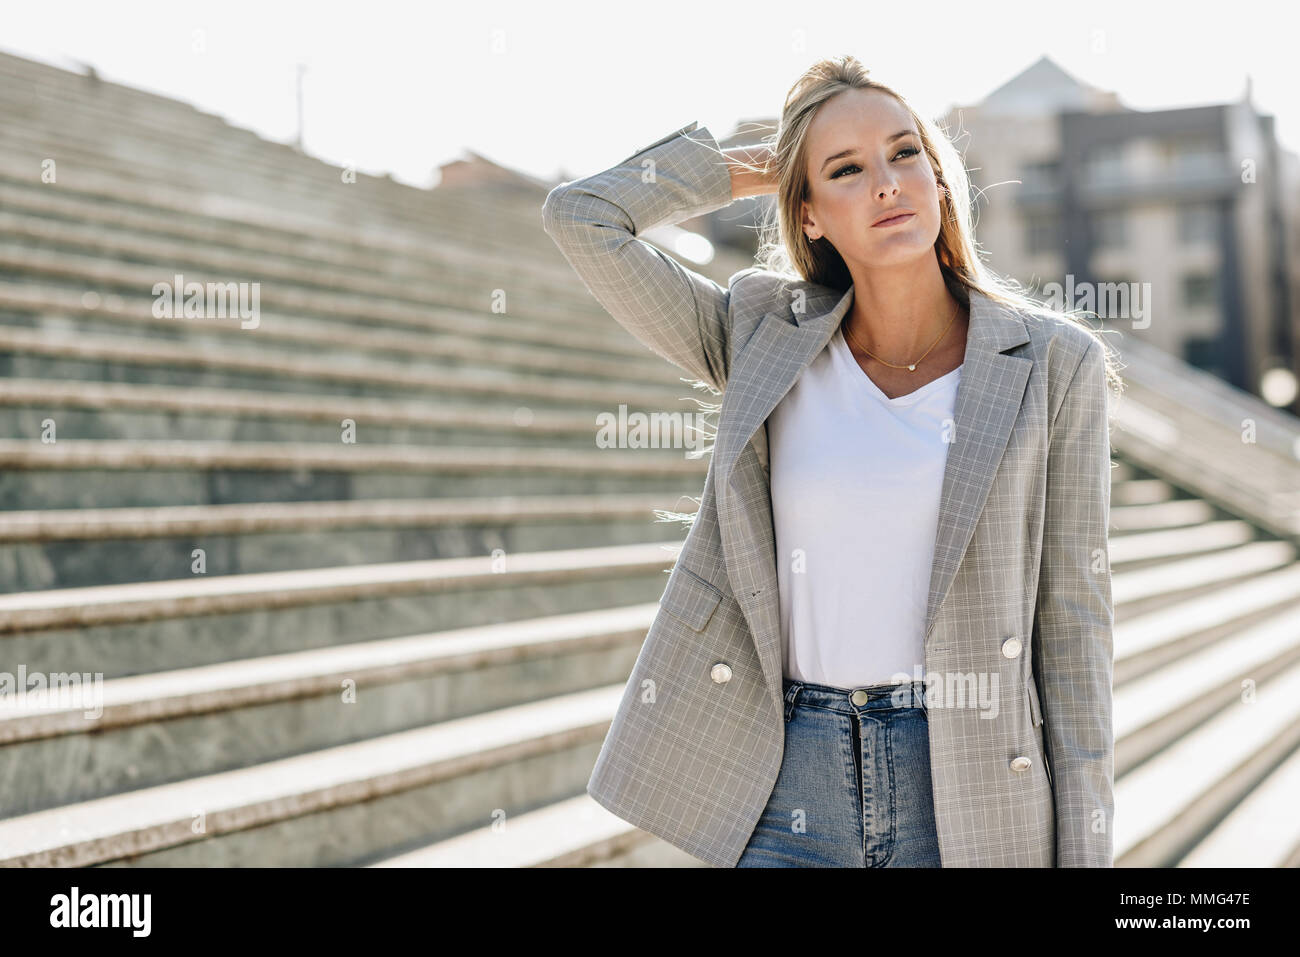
[832,147,919,178]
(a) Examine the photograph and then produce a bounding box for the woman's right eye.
[832,163,860,179]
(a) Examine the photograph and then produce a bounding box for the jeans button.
[850,689,869,706]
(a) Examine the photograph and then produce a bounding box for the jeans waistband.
[781,676,928,721]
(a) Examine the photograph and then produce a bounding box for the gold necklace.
[842,298,961,372]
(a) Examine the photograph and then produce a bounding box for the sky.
[1,0,1295,189]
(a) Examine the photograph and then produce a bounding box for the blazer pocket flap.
[660,566,724,632]
[1026,677,1044,728]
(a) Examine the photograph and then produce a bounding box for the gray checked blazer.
[541,120,1114,868]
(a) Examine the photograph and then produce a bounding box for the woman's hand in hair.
[724,143,779,200]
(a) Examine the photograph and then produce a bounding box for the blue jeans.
[736,676,942,867]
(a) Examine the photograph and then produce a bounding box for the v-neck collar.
[831,327,963,406]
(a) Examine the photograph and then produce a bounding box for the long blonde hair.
[656,54,1124,531]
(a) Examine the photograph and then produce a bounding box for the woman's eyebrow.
[819,130,916,173]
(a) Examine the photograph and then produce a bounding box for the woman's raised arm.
[541,121,775,393]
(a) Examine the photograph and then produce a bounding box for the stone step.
[0,437,706,510]
[0,114,540,243]
[0,164,580,275]
[1112,478,1182,507]
[1178,744,1300,867]
[0,603,657,817]
[0,174,575,299]
[0,279,678,385]
[1111,380,1300,541]
[1112,540,1297,620]
[0,117,576,251]
[0,261,669,375]
[0,324,698,407]
[0,540,683,677]
[1110,459,1136,483]
[0,96,321,186]
[1114,597,1300,772]
[0,204,604,329]
[0,376,625,447]
[366,795,703,867]
[0,493,694,588]
[0,276,671,374]
[0,682,625,866]
[0,55,247,127]
[0,60,275,142]
[1114,657,1300,866]
[0,146,572,286]
[1114,563,1300,680]
[1109,498,1218,534]
[1106,519,1262,568]
[0,493,690,542]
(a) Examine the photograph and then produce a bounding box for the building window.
[1183,334,1223,377]
[1020,160,1060,192]
[1093,209,1127,249]
[1177,202,1218,244]
[1168,137,1223,178]
[1182,273,1218,309]
[1085,142,1125,184]
[1023,213,1062,253]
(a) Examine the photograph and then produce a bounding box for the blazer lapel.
[714,283,1032,705]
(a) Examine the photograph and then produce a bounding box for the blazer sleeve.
[1032,336,1115,867]
[541,120,759,394]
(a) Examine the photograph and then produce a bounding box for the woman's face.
[801,88,943,269]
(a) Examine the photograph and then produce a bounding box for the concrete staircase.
[1,50,1298,868]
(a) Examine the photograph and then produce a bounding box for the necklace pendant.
[908,363,916,371]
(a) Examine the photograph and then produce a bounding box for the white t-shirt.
[767,325,963,690]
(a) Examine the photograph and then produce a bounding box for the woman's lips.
[873,212,915,228]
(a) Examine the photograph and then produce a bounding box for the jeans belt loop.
[784,682,800,722]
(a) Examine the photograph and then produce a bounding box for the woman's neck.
[841,260,962,364]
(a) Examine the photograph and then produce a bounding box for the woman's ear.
[801,201,819,241]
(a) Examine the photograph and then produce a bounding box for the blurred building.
[942,56,1300,409]
[436,149,555,191]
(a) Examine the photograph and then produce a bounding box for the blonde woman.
[542,55,1121,867]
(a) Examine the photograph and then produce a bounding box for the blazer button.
[710,663,733,684]
[1010,755,1032,772]
[1001,637,1023,659]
